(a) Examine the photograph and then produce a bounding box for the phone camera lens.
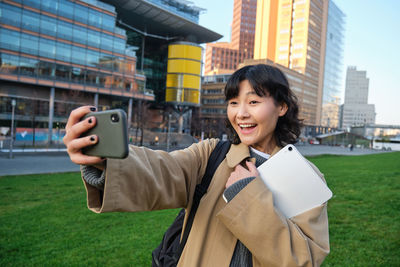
[288,146,293,151]
[111,114,119,123]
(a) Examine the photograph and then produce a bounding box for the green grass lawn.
[1,152,399,266]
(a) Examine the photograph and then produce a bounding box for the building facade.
[204,0,257,75]
[195,74,230,139]
[341,66,375,129]
[0,0,221,145]
[253,0,331,125]
[320,0,345,128]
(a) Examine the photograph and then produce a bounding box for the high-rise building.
[204,0,257,75]
[341,66,375,129]
[321,0,345,128]
[0,0,221,145]
[254,0,330,125]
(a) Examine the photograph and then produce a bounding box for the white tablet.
[257,144,332,218]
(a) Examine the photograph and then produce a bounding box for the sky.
[192,0,400,125]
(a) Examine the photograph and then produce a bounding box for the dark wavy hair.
[224,64,302,147]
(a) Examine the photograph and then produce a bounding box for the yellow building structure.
[166,42,203,106]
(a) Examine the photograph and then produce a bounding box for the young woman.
[63,64,330,266]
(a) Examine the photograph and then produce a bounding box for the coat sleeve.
[216,164,330,267]
[82,139,218,213]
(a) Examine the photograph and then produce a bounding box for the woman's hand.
[63,106,105,168]
[226,160,259,188]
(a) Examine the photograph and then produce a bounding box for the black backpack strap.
[175,140,231,262]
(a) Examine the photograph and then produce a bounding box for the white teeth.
[239,124,256,128]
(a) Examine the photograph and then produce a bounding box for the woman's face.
[227,80,287,153]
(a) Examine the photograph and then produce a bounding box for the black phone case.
[81,109,129,159]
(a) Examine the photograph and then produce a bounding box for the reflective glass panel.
[102,13,114,32]
[40,16,58,37]
[41,0,58,14]
[56,42,71,62]
[58,0,73,19]
[23,0,41,9]
[1,4,21,27]
[0,29,20,51]
[71,46,86,65]
[38,61,56,79]
[55,63,71,81]
[20,33,39,55]
[100,33,113,51]
[21,9,40,32]
[74,4,88,24]
[39,38,56,59]
[86,49,99,67]
[0,53,20,75]
[87,30,101,48]
[73,25,87,45]
[71,67,85,83]
[57,21,73,40]
[88,9,102,28]
[113,38,125,54]
[18,56,38,77]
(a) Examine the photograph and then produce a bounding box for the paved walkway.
[0,145,390,177]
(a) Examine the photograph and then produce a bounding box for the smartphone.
[81,109,129,159]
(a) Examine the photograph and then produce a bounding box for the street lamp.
[9,99,16,159]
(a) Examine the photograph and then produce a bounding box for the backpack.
[152,140,231,267]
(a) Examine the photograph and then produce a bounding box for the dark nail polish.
[88,118,92,124]
[90,136,95,142]
[90,107,96,111]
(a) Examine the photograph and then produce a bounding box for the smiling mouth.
[239,123,257,130]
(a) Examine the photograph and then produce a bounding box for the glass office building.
[321,0,345,128]
[0,0,148,136]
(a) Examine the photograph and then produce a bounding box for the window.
[41,0,58,14]
[57,21,73,40]
[21,9,40,32]
[102,13,115,32]
[56,42,71,62]
[88,9,102,28]
[86,70,99,86]
[113,38,125,54]
[18,56,38,77]
[86,49,99,67]
[73,25,87,45]
[40,16,57,37]
[87,30,101,48]
[71,46,86,65]
[74,4,88,24]
[0,53,20,75]
[20,33,39,55]
[0,29,20,51]
[39,38,56,59]
[58,0,74,19]
[101,33,113,51]
[71,67,85,84]
[23,0,40,9]
[1,4,21,27]
[55,64,71,81]
[38,61,56,79]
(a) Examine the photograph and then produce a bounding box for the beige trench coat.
[83,138,330,266]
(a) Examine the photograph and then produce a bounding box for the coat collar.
[226,142,282,168]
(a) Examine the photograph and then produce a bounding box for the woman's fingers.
[70,152,104,166]
[67,135,104,165]
[67,135,98,154]
[246,161,259,176]
[65,106,96,131]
